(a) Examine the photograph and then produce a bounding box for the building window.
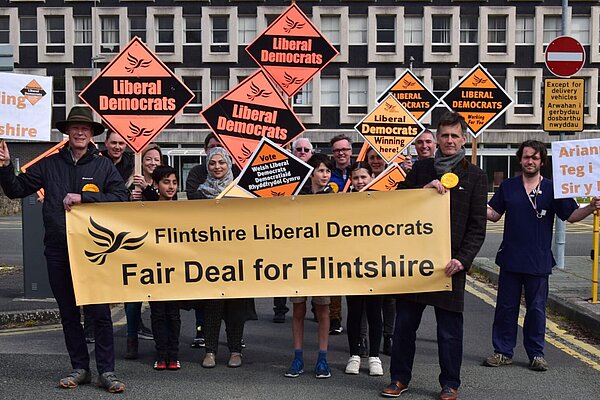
[211,77,228,102]
[100,16,119,53]
[514,77,534,115]
[543,15,561,45]
[238,16,256,45]
[348,77,368,114]
[129,16,146,42]
[293,81,312,114]
[516,16,534,45]
[321,15,340,46]
[321,77,339,106]
[349,15,367,45]
[155,15,174,53]
[404,16,423,45]
[432,15,451,52]
[20,16,37,45]
[54,76,65,107]
[433,76,449,100]
[74,76,91,105]
[74,16,92,45]
[211,16,229,53]
[184,15,201,45]
[572,16,590,45]
[376,76,394,99]
[460,15,478,44]
[183,77,202,114]
[0,16,9,44]
[488,15,507,53]
[46,15,65,54]
[376,15,395,53]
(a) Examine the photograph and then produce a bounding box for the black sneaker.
[329,319,343,335]
[138,323,154,340]
[58,369,91,389]
[99,372,125,393]
[273,312,286,323]
[191,337,205,348]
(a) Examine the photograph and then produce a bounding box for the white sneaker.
[345,355,361,374]
[368,356,384,376]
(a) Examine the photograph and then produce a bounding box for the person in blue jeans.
[485,140,600,372]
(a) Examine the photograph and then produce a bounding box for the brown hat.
[55,106,105,136]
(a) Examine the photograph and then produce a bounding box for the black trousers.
[150,301,181,360]
[204,299,245,354]
[45,246,115,374]
[346,295,383,357]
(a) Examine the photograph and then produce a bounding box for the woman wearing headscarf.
[198,148,257,368]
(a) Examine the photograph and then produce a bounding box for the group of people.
[1,105,599,399]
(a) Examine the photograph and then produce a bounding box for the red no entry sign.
[545,36,585,78]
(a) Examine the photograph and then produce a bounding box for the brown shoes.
[439,386,459,400]
[202,352,216,368]
[381,381,408,397]
[228,352,243,368]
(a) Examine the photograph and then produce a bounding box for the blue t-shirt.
[489,176,578,275]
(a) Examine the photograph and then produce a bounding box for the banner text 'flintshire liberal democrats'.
[66,190,451,305]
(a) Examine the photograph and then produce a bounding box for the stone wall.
[0,191,20,216]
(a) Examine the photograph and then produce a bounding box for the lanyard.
[526,177,544,219]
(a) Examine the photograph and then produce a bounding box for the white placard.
[551,138,600,198]
[0,72,53,142]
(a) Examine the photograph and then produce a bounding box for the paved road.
[0,214,22,266]
[1,282,599,399]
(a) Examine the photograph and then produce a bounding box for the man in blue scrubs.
[485,140,600,371]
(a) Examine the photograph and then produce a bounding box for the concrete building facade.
[1,0,599,189]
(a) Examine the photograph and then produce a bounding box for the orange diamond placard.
[354,94,424,164]
[439,64,513,138]
[245,3,339,97]
[377,69,439,121]
[79,37,194,153]
[362,163,406,192]
[201,70,305,169]
[236,137,312,197]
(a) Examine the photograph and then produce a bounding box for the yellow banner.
[66,190,451,305]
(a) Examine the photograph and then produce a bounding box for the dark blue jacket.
[0,143,128,248]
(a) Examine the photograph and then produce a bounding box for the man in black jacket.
[382,112,487,400]
[0,106,128,393]
[101,130,134,183]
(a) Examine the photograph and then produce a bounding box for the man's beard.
[521,166,540,178]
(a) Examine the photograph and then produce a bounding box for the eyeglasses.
[295,147,311,153]
[332,148,352,153]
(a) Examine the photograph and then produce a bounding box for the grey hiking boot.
[58,369,91,389]
[529,356,548,371]
[99,371,125,393]
[484,353,513,367]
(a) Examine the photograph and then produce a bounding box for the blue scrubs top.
[489,176,578,276]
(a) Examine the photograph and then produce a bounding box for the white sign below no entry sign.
[552,138,600,199]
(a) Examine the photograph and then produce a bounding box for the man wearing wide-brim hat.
[0,106,128,393]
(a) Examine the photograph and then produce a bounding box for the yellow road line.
[466,277,600,372]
